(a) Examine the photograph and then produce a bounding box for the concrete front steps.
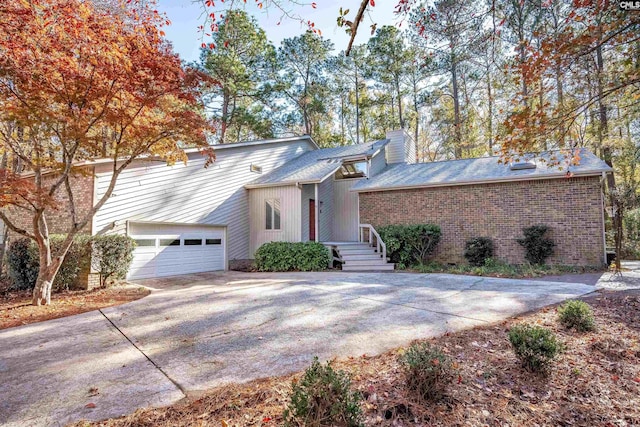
[334,242,394,272]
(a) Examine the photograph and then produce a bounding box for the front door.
[309,199,316,241]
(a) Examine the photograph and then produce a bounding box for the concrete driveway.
[0,271,594,426]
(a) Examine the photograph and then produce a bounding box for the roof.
[245,139,389,188]
[351,148,613,192]
[183,135,318,154]
[70,135,318,168]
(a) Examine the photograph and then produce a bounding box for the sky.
[156,0,399,63]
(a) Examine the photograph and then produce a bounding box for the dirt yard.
[0,286,150,330]
[75,289,640,427]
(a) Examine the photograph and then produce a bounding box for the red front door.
[309,199,316,241]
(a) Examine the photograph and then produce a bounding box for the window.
[265,199,281,230]
[206,238,222,245]
[184,239,203,246]
[335,161,367,179]
[134,239,155,247]
[159,238,181,246]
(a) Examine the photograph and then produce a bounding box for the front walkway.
[0,272,595,426]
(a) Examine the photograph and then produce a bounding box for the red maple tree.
[0,0,212,305]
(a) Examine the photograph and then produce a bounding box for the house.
[0,129,612,285]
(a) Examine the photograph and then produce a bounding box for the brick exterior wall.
[2,167,96,288]
[3,167,95,236]
[359,176,606,267]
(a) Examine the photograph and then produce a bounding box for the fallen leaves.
[0,286,150,330]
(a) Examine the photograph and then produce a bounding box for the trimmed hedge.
[6,239,39,291]
[92,235,136,287]
[377,224,441,268]
[464,237,494,267]
[5,234,134,291]
[255,241,330,272]
[517,225,555,265]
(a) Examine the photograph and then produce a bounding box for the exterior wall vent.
[509,161,536,171]
[250,164,262,174]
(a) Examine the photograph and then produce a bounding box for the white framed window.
[265,199,281,230]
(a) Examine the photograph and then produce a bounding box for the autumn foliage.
[0,0,211,305]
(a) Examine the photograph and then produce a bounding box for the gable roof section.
[351,148,612,193]
[245,139,389,189]
[183,134,319,155]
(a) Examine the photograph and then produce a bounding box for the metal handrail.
[358,223,386,262]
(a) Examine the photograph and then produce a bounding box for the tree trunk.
[487,71,493,153]
[31,239,65,305]
[451,61,462,159]
[355,71,360,144]
[412,72,420,159]
[220,90,230,144]
[555,62,565,147]
[396,77,404,129]
[595,36,619,269]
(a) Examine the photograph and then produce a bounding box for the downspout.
[314,183,319,242]
[601,171,608,265]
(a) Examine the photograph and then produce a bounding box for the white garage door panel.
[128,224,226,280]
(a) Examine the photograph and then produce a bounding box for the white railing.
[358,223,386,262]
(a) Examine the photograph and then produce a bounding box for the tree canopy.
[0,0,211,305]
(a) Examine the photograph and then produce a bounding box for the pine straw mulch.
[80,289,640,427]
[0,285,150,330]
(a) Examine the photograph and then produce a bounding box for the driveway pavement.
[0,271,595,426]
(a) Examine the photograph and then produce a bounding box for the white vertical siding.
[404,130,417,164]
[300,184,314,241]
[248,185,301,256]
[318,178,334,242]
[385,129,416,164]
[369,148,387,177]
[332,179,360,241]
[93,139,313,261]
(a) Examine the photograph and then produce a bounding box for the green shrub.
[378,224,441,268]
[508,324,561,373]
[6,239,39,290]
[6,236,92,291]
[283,357,363,427]
[399,342,453,401]
[255,241,330,272]
[517,225,555,265]
[558,300,596,332]
[92,235,135,287]
[464,237,494,266]
[55,235,92,291]
[5,234,133,291]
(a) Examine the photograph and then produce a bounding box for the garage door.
[128,222,226,280]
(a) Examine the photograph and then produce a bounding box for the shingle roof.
[351,148,612,192]
[246,139,389,188]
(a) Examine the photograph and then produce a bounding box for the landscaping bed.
[411,261,605,279]
[0,285,150,330]
[79,289,640,426]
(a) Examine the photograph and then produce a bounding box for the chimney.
[385,129,416,164]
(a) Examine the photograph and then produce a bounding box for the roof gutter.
[350,170,611,193]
